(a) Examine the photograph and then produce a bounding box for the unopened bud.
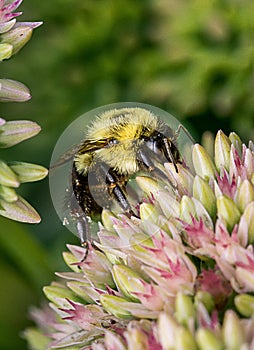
[43,285,79,308]
[234,293,254,317]
[222,310,245,349]
[101,209,115,230]
[241,202,254,243]
[0,18,16,34]
[105,330,126,350]
[136,175,160,195]
[175,292,195,326]
[196,328,223,350]
[0,160,19,187]
[214,130,231,172]
[100,295,132,319]
[0,185,18,202]
[0,195,41,223]
[22,328,50,350]
[180,195,196,223]
[1,26,32,55]
[8,161,48,183]
[236,180,254,213]
[0,43,12,60]
[175,327,197,350]
[0,79,31,102]
[229,132,242,155]
[139,202,160,224]
[0,120,40,147]
[217,195,241,232]
[192,144,216,181]
[193,176,216,219]
[194,291,215,313]
[125,325,149,350]
[112,264,141,301]
[158,313,179,349]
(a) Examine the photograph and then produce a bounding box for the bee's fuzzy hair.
[87,108,161,141]
[75,107,172,175]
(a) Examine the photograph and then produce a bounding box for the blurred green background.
[1,0,254,349]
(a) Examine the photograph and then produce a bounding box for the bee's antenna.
[174,124,195,144]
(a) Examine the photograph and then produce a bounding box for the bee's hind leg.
[68,204,90,261]
[73,212,89,245]
[76,215,90,262]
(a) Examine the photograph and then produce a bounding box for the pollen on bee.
[63,217,69,226]
[108,183,116,188]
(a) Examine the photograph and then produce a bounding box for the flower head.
[25,130,254,349]
[0,0,42,60]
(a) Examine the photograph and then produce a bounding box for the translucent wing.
[50,139,109,171]
[78,138,109,154]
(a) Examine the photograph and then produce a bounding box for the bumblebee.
[50,105,193,250]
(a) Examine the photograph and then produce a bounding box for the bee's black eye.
[152,132,163,140]
[144,131,163,142]
[108,138,119,145]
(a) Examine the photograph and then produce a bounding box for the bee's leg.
[137,147,173,182]
[68,196,90,259]
[108,174,136,216]
[76,214,90,246]
[75,214,90,261]
[161,138,179,173]
[100,164,136,217]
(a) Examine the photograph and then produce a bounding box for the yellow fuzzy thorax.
[87,107,159,141]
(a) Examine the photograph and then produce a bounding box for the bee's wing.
[50,143,82,171]
[78,138,109,154]
[50,138,109,171]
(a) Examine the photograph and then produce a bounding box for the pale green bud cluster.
[0,118,48,222]
[0,0,42,60]
[0,1,46,223]
[191,130,254,243]
[0,1,42,101]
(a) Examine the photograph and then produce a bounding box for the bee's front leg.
[137,146,169,181]
[100,164,137,217]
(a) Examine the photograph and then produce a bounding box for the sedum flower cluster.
[0,0,42,62]
[0,0,47,222]
[25,130,254,350]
